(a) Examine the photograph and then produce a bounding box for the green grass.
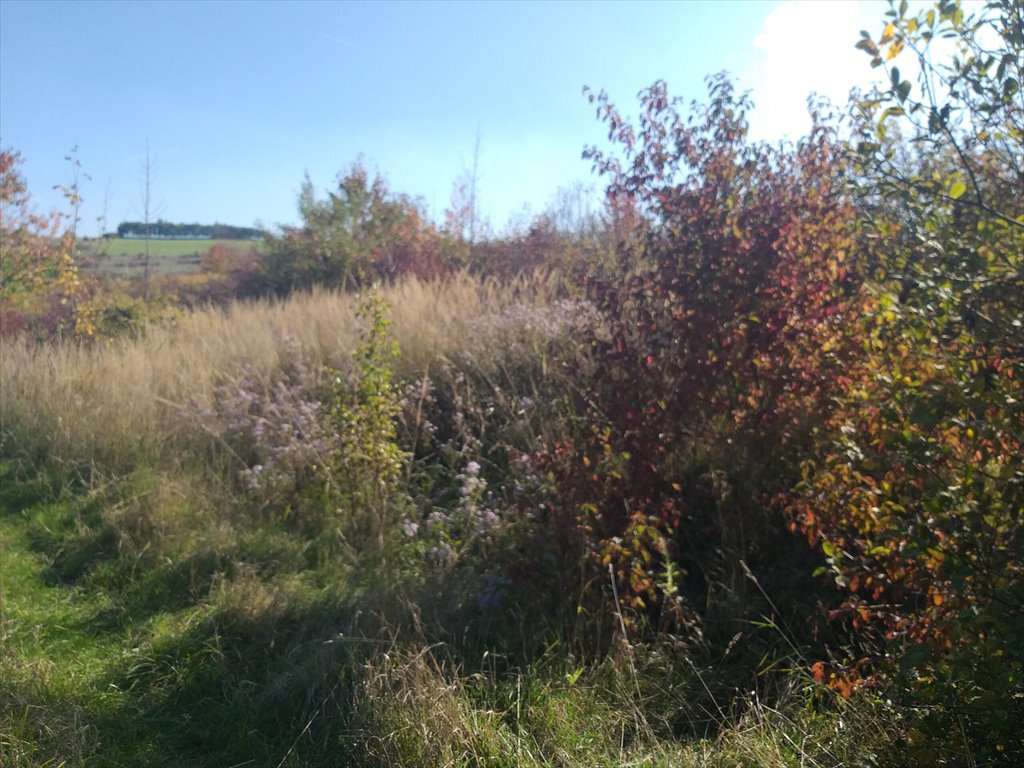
[0,469,346,767]
[0,480,901,767]
[80,238,261,277]
[0,440,913,767]
[87,237,259,259]
[0,486,122,765]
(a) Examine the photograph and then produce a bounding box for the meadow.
[1,2,1021,764]
[81,237,260,278]
[0,274,907,767]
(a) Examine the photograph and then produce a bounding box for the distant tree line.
[114,220,267,240]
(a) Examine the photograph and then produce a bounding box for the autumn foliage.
[1,149,94,339]
[1,2,1020,760]
[544,76,861,636]
[541,1,1021,759]
[792,0,1023,755]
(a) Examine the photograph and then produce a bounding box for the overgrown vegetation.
[2,1,1021,765]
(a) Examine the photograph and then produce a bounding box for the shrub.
[194,292,410,563]
[545,75,860,639]
[795,0,1024,758]
[262,163,460,294]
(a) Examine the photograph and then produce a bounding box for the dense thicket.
[797,0,1023,756]
[544,75,858,649]
[542,2,1022,760]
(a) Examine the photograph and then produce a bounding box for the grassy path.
[0,474,356,768]
[0,489,203,767]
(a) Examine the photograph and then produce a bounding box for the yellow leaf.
[880,22,895,44]
[886,38,904,60]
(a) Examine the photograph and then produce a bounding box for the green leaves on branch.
[263,162,457,295]
[798,0,1024,757]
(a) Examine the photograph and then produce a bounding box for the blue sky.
[1,0,886,235]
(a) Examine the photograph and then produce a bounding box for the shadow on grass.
[0,459,62,516]
[84,588,378,767]
[75,551,237,634]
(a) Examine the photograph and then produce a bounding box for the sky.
[0,0,889,236]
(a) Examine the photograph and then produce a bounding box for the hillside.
[80,238,262,278]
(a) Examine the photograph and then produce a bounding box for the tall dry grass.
[0,270,572,476]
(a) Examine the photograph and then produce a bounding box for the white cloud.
[746,0,885,141]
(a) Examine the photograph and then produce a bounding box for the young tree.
[264,162,451,294]
[0,148,93,338]
[52,145,89,250]
[136,142,165,300]
[445,125,485,248]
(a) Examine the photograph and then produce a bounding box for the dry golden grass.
[0,271,570,475]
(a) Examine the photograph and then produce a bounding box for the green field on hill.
[81,238,262,277]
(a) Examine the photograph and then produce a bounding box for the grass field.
[80,238,262,277]
[0,275,920,766]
